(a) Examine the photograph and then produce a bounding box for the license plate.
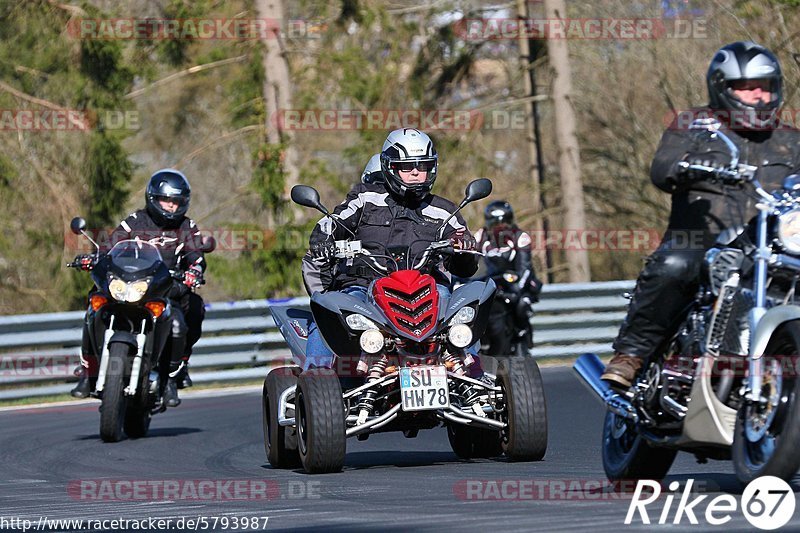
[399,365,450,412]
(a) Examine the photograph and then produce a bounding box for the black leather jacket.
[105,209,206,273]
[302,183,478,294]
[653,108,800,247]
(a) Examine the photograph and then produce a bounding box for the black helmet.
[380,128,438,201]
[484,200,514,228]
[145,169,191,226]
[707,41,782,129]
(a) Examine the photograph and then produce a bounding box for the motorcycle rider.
[71,169,208,407]
[474,200,542,355]
[602,41,800,388]
[302,128,479,370]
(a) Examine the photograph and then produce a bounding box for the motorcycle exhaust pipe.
[573,353,639,422]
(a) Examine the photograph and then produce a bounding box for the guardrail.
[0,280,634,400]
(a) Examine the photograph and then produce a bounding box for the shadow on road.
[73,427,202,441]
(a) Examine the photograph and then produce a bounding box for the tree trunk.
[542,0,590,281]
[254,0,300,210]
[516,0,551,282]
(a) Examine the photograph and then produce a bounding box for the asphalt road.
[0,366,797,532]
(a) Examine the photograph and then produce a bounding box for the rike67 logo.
[627,476,796,530]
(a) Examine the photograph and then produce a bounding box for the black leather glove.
[309,241,336,261]
[679,151,732,182]
[450,231,477,252]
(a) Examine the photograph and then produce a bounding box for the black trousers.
[612,239,706,359]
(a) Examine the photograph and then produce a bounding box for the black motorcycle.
[575,119,800,483]
[481,271,535,357]
[67,217,213,442]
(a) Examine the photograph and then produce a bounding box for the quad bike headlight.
[359,329,384,354]
[448,306,476,326]
[346,313,377,331]
[108,276,151,303]
[778,208,800,254]
[448,323,473,348]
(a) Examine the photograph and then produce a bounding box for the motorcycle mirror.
[200,235,216,253]
[460,178,493,207]
[291,185,329,215]
[70,217,87,235]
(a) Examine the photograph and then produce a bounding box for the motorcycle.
[262,179,548,473]
[575,118,800,483]
[67,217,214,442]
[481,271,535,357]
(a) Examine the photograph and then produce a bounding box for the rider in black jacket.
[71,169,207,407]
[302,130,478,295]
[603,42,800,388]
[474,200,542,355]
[301,128,479,370]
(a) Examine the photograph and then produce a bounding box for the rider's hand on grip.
[183,265,203,289]
[679,151,732,182]
[450,231,477,252]
[73,254,96,271]
[309,241,336,262]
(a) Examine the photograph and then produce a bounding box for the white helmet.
[380,128,438,200]
[360,154,383,184]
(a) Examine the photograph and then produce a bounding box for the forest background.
[0,0,795,314]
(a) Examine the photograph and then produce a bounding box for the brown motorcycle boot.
[600,354,643,389]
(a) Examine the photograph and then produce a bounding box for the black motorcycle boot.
[176,360,192,389]
[165,361,184,407]
[164,377,181,407]
[70,372,93,399]
[70,356,98,399]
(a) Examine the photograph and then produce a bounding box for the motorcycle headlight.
[448,323,473,348]
[502,272,519,283]
[346,313,377,331]
[448,306,476,326]
[359,329,385,354]
[108,277,151,303]
[108,278,127,301]
[778,209,800,254]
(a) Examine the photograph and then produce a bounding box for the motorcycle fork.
[124,320,148,396]
[95,315,115,392]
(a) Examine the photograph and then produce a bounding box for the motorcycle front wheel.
[99,342,130,443]
[732,321,800,483]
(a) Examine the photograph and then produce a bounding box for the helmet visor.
[726,78,776,105]
[389,159,436,173]
[153,195,188,207]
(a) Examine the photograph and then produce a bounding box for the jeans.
[304,284,482,374]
